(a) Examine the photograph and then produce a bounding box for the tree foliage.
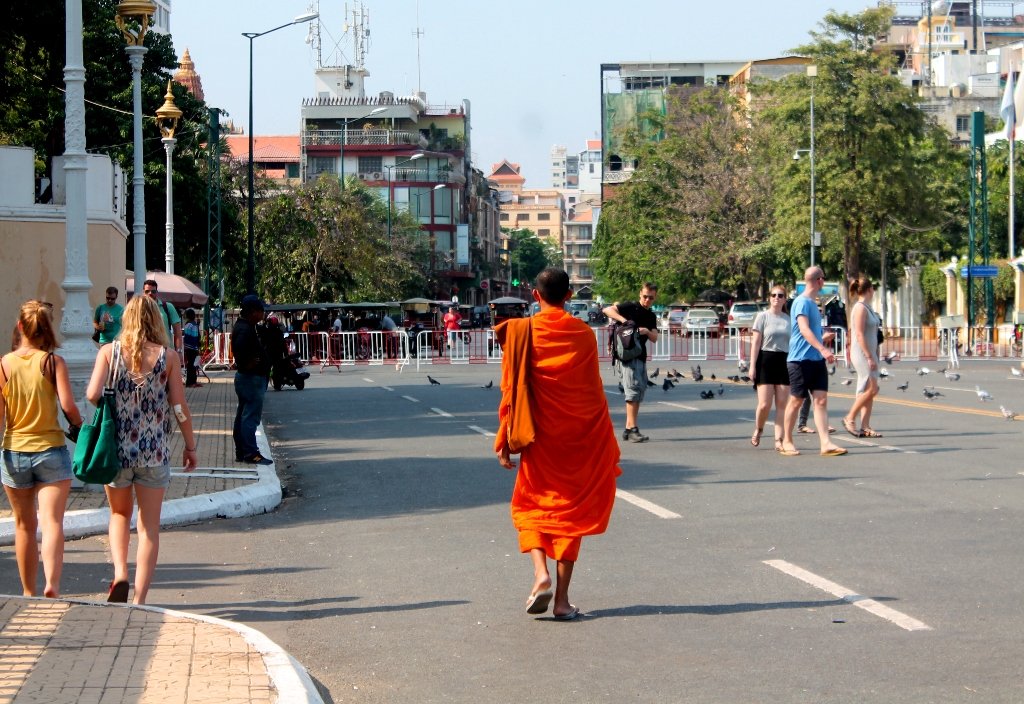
[505,228,559,286]
[255,177,428,303]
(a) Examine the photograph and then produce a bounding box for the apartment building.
[563,205,596,297]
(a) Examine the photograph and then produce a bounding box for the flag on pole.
[1002,69,1016,140]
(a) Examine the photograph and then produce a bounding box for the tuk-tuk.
[489,297,530,327]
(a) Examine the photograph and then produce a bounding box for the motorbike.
[272,336,310,391]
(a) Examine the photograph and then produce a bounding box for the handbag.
[505,318,535,453]
[72,342,122,484]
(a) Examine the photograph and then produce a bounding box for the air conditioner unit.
[372,172,383,180]
[357,173,371,180]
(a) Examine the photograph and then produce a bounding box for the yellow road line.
[830,391,1011,419]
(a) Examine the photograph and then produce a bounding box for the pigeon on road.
[922,387,943,400]
[427,375,441,385]
[944,370,961,381]
[671,368,684,379]
[916,367,932,376]
[727,375,741,383]
[662,378,674,392]
[828,364,836,376]
[976,385,993,402]
[650,367,660,379]
[692,370,704,382]
[879,368,890,378]
[896,381,909,392]
[699,389,714,399]
[840,377,854,386]
[737,359,750,373]
[883,352,899,364]
[481,380,493,389]
[717,384,724,397]
[1011,367,1023,378]
[646,378,656,387]
[999,405,1016,420]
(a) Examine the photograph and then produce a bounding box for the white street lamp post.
[116,1,156,295]
[156,81,182,274]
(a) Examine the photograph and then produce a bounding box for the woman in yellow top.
[0,301,82,597]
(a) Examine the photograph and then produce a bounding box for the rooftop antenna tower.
[306,0,370,69]
[413,0,424,93]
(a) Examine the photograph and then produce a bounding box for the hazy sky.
[170,0,873,186]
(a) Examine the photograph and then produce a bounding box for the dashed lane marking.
[658,401,700,411]
[468,425,496,437]
[402,395,420,403]
[431,407,453,418]
[380,385,394,392]
[362,377,375,383]
[764,559,931,632]
[615,489,681,519]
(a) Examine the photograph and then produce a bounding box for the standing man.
[603,282,660,443]
[232,295,271,465]
[495,268,620,620]
[780,267,847,457]
[93,286,123,344]
[142,279,183,353]
[182,309,201,388]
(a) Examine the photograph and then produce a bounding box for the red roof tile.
[225,135,300,162]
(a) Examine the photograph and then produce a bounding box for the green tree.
[255,177,427,302]
[505,228,555,286]
[757,6,966,285]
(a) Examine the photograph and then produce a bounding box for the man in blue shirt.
[781,266,846,457]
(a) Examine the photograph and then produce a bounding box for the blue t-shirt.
[788,295,823,362]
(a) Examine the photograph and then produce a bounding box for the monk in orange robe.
[494,268,621,620]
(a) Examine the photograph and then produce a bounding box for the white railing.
[651,326,672,361]
[302,129,421,147]
[689,330,708,360]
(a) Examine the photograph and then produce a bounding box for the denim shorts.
[108,464,171,490]
[1,446,73,489]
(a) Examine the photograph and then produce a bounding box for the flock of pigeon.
[430,354,1022,421]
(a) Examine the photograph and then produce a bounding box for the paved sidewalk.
[0,373,321,703]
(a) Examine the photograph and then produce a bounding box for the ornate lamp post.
[243,11,319,294]
[115,0,156,295]
[155,81,182,275]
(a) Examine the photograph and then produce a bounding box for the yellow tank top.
[2,351,65,452]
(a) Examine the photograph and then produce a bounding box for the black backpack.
[612,321,643,362]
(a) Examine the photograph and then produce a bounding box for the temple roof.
[173,48,205,102]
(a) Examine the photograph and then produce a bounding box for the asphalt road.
[6,357,1024,703]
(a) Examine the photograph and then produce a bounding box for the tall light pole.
[155,81,182,275]
[243,11,318,295]
[384,153,424,240]
[116,0,156,295]
[340,106,387,188]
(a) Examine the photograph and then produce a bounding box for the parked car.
[691,303,727,326]
[684,308,722,337]
[728,302,760,330]
[566,301,590,320]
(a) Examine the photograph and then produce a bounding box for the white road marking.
[659,401,699,411]
[171,471,260,480]
[764,559,931,632]
[380,385,394,392]
[468,425,496,437]
[431,407,453,418]
[402,395,420,403]
[615,489,681,519]
[362,377,375,383]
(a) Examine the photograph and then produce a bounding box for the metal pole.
[341,117,346,188]
[810,76,816,268]
[128,44,148,294]
[246,35,255,294]
[163,137,175,274]
[386,166,392,240]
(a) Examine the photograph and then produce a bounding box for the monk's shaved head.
[535,268,571,305]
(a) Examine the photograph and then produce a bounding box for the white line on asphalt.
[659,401,699,411]
[431,407,453,418]
[468,425,496,437]
[402,395,420,403]
[362,377,375,383]
[380,385,394,392]
[615,489,681,519]
[171,471,260,480]
[764,559,931,632]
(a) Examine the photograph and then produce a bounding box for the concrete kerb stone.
[0,424,281,547]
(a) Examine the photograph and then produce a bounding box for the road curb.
[0,425,281,547]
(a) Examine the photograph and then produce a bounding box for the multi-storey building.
[299,60,486,300]
[577,139,602,199]
[550,145,568,189]
[563,205,595,298]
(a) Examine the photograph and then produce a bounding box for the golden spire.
[173,48,205,102]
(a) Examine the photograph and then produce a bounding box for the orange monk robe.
[494,308,621,552]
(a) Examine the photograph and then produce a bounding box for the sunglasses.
[640,294,655,300]
[770,293,786,299]
[143,289,157,294]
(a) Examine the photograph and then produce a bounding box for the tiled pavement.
[0,374,321,703]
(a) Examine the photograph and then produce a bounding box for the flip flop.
[778,448,801,457]
[106,580,129,603]
[526,590,553,615]
[796,426,815,434]
[820,447,848,457]
[842,417,864,438]
[861,428,883,438]
[553,606,580,621]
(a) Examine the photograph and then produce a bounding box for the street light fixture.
[243,11,319,294]
[384,153,425,240]
[340,106,387,188]
[155,80,182,275]
[115,0,156,294]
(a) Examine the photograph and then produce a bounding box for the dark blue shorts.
[787,359,829,399]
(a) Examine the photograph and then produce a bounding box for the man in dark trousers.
[603,282,660,442]
[232,295,271,464]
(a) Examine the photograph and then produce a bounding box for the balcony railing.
[302,129,425,147]
[602,169,633,184]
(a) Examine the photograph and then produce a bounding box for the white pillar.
[128,44,148,294]
[163,136,176,274]
[61,0,95,390]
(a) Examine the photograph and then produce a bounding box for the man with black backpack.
[603,283,659,443]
